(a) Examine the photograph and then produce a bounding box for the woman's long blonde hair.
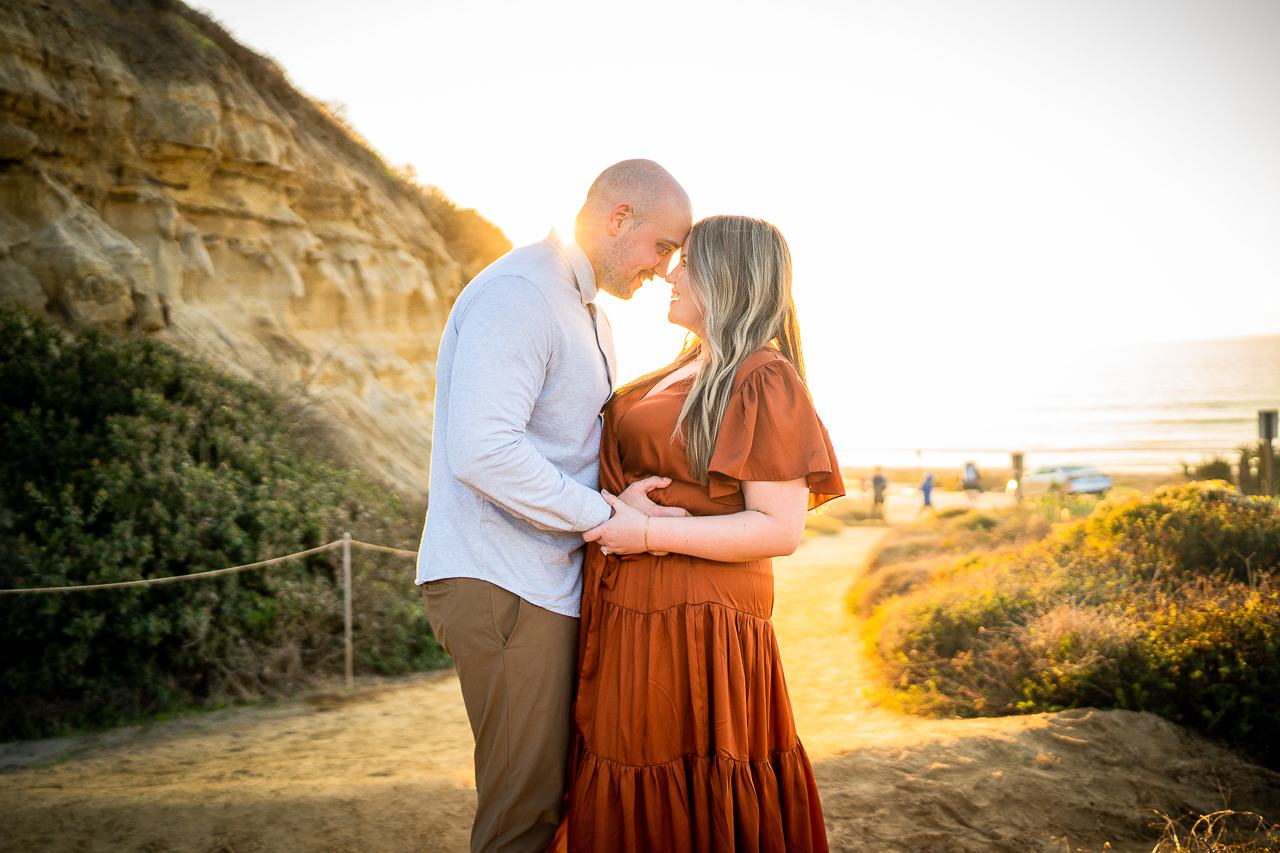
[614,215,806,484]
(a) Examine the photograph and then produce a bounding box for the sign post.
[1261,410,1277,498]
[1011,452,1025,505]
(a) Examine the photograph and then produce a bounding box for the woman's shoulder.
[731,348,801,391]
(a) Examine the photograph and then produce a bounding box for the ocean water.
[819,334,1280,474]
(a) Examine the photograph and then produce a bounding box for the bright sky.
[194,0,1280,464]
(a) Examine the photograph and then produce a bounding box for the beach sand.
[2,524,1278,853]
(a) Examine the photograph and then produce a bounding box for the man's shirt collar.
[547,228,598,306]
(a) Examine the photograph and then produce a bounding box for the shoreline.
[834,447,1241,475]
[839,466,1186,495]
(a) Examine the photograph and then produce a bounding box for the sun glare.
[190,0,1280,471]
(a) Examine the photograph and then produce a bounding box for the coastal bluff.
[0,0,508,496]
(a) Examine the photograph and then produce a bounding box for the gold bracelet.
[644,517,651,552]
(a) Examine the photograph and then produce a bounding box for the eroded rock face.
[0,0,509,497]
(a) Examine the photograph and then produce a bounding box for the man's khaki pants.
[422,578,579,853]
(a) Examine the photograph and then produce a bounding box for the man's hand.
[584,492,647,555]
[617,476,690,518]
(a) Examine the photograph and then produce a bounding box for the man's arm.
[446,277,612,532]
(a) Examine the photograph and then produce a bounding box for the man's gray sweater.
[415,231,615,617]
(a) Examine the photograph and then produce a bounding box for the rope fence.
[0,534,420,689]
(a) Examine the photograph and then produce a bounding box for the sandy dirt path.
[774,526,932,756]
[2,525,1278,853]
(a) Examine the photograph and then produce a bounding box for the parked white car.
[1019,464,1112,496]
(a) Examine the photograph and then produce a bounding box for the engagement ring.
[600,546,610,555]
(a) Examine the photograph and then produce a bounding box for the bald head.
[578,159,691,227]
[575,160,692,299]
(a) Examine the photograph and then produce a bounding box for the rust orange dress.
[566,349,844,853]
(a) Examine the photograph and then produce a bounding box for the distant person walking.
[872,466,888,520]
[917,471,935,517]
[962,461,982,507]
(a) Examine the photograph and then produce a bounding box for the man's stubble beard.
[594,239,644,300]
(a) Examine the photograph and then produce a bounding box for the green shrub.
[1029,491,1102,524]
[1122,589,1280,758]
[960,510,1000,530]
[866,482,1280,764]
[0,306,444,739]
[1187,455,1235,484]
[849,507,1052,619]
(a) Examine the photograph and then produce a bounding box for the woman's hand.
[616,476,689,518]
[587,476,687,556]
[584,491,653,555]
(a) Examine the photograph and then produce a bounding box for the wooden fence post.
[342,532,353,690]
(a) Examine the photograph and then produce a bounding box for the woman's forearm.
[585,477,810,561]
[645,510,802,562]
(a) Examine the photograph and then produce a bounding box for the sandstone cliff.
[0,0,509,496]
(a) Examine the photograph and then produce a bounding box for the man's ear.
[606,203,633,237]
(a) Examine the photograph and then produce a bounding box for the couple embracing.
[417,160,843,853]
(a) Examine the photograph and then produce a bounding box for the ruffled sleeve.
[707,354,845,511]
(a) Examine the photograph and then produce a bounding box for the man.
[417,160,692,853]
[962,460,982,507]
[872,466,888,521]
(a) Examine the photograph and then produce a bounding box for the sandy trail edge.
[2,527,1278,853]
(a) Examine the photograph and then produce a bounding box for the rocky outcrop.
[0,0,509,496]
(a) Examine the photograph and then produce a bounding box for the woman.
[565,216,843,852]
